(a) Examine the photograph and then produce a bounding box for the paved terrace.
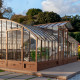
[0,71,56,80]
[37,61,80,80]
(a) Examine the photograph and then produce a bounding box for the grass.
[25,77,37,80]
[4,79,8,80]
[0,70,5,72]
[5,74,24,79]
[48,79,51,80]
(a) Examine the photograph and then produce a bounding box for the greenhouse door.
[6,28,23,62]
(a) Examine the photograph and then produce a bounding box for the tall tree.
[0,0,3,18]
[0,0,14,19]
[3,7,14,19]
[37,12,61,24]
[26,8,42,16]
[62,15,80,31]
[11,14,34,25]
[0,0,3,7]
[11,14,25,23]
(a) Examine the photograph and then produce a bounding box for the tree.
[37,12,46,24]
[11,14,34,25]
[0,0,3,8]
[3,7,14,19]
[11,10,61,25]
[69,32,80,43]
[37,12,61,24]
[26,8,42,16]
[22,15,34,25]
[0,0,14,19]
[0,0,3,18]
[11,14,25,23]
[62,15,80,31]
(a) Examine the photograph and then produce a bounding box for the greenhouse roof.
[68,35,79,43]
[0,19,75,42]
[34,21,73,30]
[26,25,58,41]
[0,19,57,41]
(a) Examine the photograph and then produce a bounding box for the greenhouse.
[0,19,78,72]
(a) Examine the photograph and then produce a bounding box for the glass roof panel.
[0,19,58,41]
[26,26,57,41]
[35,22,73,31]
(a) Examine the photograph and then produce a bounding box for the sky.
[4,0,80,16]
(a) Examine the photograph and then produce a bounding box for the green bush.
[39,48,49,56]
[31,50,35,61]
[78,52,80,59]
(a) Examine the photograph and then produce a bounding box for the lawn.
[0,70,5,72]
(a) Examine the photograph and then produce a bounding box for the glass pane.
[8,30,21,61]
[23,30,29,61]
[23,30,36,62]
[2,20,6,59]
[30,36,36,61]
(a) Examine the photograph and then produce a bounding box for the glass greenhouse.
[0,19,78,71]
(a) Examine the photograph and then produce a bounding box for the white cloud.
[42,0,80,16]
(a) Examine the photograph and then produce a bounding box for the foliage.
[0,69,4,72]
[0,0,3,18]
[62,15,80,31]
[11,15,34,25]
[78,53,80,59]
[26,8,42,16]
[11,15,25,23]
[0,0,14,19]
[69,32,80,43]
[31,50,35,61]
[0,0,3,8]
[37,12,61,24]
[23,15,34,25]
[3,7,14,19]
[47,79,51,80]
[31,50,42,61]
[62,15,80,42]
[39,47,49,56]
[11,8,61,25]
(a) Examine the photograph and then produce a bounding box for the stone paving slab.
[0,72,57,80]
[37,61,80,79]
[0,72,24,79]
[0,71,15,76]
[30,77,57,80]
[8,74,36,80]
[7,79,25,80]
[8,77,56,80]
